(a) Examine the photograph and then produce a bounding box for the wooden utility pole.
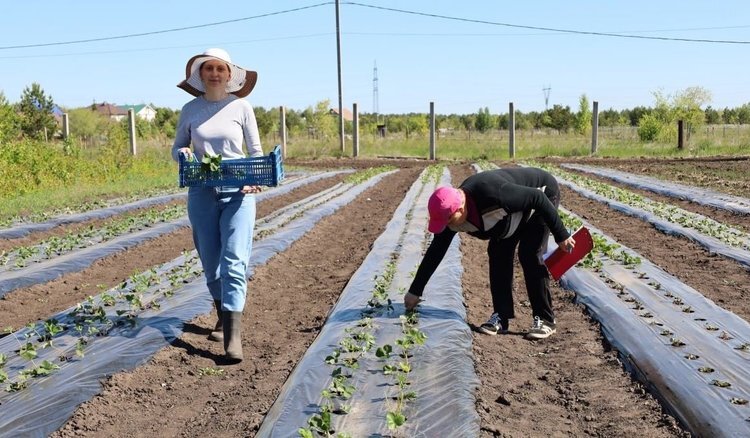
[335,0,345,154]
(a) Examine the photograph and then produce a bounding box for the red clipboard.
[544,227,594,281]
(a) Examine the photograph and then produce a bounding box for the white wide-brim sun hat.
[177,48,258,98]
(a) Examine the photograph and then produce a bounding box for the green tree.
[406,114,428,136]
[17,83,57,140]
[671,86,711,129]
[68,107,111,145]
[736,104,750,124]
[544,105,574,132]
[154,107,179,138]
[475,107,494,133]
[626,106,651,127]
[284,108,305,136]
[704,106,721,124]
[254,106,277,138]
[722,107,738,124]
[574,94,592,135]
[0,91,20,144]
[638,86,712,141]
[304,100,337,139]
[459,114,476,131]
[599,108,628,127]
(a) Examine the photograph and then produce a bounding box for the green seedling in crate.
[201,153,222,174]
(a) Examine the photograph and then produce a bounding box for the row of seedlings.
[556,208,750,435]
[0,205,187,270]
[532,162,750,268]
[0,169,334,270]
[256,167,394,240]
[0,170,393,436]
[298,166,442,437]
[0,250,201,393]
[559,163,750,215]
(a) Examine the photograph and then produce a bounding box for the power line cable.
[0,33,332,59]
[2,1,749,52]
[0,3,333,50]
[345,1,750,44]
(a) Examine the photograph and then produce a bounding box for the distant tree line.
[1,83,748,146]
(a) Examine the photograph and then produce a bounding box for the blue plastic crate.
[179,145,284,188]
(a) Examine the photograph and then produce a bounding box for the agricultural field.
[1,155,750,437]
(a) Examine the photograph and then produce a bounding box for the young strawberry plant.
[376,310,427,432]
[201,153,222,174]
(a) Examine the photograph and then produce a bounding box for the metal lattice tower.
[373,61,380,118]
[543,85,551,110]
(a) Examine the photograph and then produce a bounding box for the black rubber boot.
[223,311,243,363]
[208,300,223,342]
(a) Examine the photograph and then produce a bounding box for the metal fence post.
[509,102,515,159]
[591,101,599,154]
[62,113,70,140]
[279,106,287,158]
[352,103,359,157]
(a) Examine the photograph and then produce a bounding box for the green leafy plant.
[670,338,686,347]
[386,411,406,430]
[201,153,222,174]
[711,379,731,388]
[198,367,224,376]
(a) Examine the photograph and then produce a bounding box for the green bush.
[0,139,89,197]
[637,114,662,142]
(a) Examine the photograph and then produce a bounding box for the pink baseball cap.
[427,186,463,233]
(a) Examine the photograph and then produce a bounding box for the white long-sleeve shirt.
[171,95,263,161]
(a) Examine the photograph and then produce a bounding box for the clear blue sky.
[2,1,749,115]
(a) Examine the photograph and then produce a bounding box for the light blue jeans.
[187,187,256,312]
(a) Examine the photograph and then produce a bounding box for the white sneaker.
[478,312,509,335]
[526,316,556,340]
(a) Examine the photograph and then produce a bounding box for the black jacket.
[408,167,570,297]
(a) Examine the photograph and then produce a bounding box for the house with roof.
[93,102,129,121]
[92,102,156,122]
[329,107,354,122]
[118,104,157,122]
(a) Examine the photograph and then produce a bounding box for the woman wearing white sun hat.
[171,48,262,363]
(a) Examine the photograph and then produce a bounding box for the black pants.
[487,194,559,324]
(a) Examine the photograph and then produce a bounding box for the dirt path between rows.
[545,156,750,198]
[448,164,686,437]
[551,163,750,233]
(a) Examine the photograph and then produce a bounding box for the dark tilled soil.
[544,155,750,198]
[8,157,744,437]
[449,165,686,438]
[545,160,750,232]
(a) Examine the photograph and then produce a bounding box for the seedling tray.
[179,145,284,188]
